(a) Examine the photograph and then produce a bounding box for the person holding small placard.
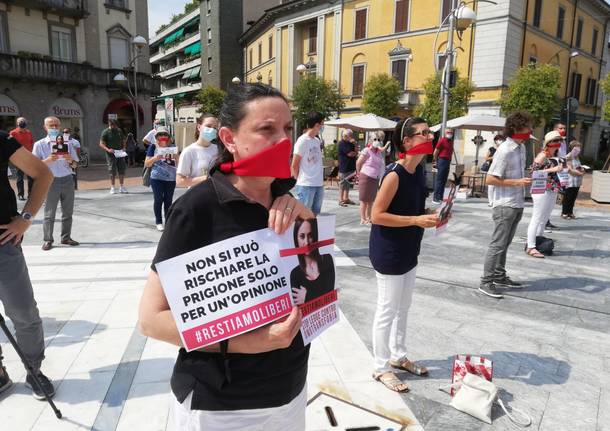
[144,127,178,231]
[139,83,315,431]
[525,131,563,258]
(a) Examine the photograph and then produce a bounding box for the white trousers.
[172,385,306,431]
[527,190,557,248]
[372,267,417,373]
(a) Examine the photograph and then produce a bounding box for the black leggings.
[562,186,580,215]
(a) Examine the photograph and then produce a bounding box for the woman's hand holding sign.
[268,195,314,234]
[235,306,302,353]
[291,286,307,305]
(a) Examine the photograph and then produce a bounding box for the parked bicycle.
[78,147,89,168]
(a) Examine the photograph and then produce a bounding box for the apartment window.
[258,42,262,64]
[308,25,317,54]
[570,72,582,100]
[395,0,409,33]
[51,25,74,62]
[249,48,252,70]
[206,0,211,15]
[556,6,565,39]
[585,78,597,105]
[355,9,367,40]
[208,57,212,73]
[575,18,583,48]
[436,53,447,72]
[533,0,542,28]
[109,36,129,68]
[441,0,451,23]
[0,12,9,53]
[391,59,407,90]
[207,28,212,44]
[106,0,127,8]
[592,28,599,56]
[352,64,365,95]
[529,56,538,64]
[268,35,273,59]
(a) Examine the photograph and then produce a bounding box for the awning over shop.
[184,41,201,56]
[163,27,184,45]
[0,94,19,116]
[102,99,144,124]
[49,97,83,118]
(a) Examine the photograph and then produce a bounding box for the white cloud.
[147,0,190,37]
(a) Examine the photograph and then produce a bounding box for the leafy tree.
[362,73,402,117]
[292,75,344,127]
[601,72,610,122]
[416,71,474,126]
[499,64,561,126]
[196,85,226,117]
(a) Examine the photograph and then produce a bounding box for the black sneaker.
[478,282,504,298]
[494,276,524,288]
[0,366,13,395]
[25,371,55,400]
[546,221,559,230]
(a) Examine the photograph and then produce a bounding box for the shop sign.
[0,94,19,116]
[49,97,83,118]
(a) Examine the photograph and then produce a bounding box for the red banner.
[299,290,338,317]
[279,238,335,257]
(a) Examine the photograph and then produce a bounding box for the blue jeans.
[295,185,324,215]
[434,157,451,202]
[150,179,176,224]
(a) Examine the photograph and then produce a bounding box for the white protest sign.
[530,170,547,194]
[113,149,128,158]
[156,216,337,351]
[558,169,569,188]
[156,147,178,156]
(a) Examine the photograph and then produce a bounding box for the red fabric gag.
[559,130,566,137]
[405,140,434,155]
[547,143,561,149]
[511,133,531,140]
[219,137,292,178]
[157,136,170,144]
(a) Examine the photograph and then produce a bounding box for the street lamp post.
[113,35,148,141]
[546,49,579,143]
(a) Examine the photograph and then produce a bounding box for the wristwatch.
[21,211,33,222]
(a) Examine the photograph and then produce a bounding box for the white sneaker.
[119,186,128,194]
[109,187,116,194]
[156,224,164,231]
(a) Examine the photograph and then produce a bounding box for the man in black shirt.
[0,131,55,399]
[337,129,358,206]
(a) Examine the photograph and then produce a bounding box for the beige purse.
[450,372,532,427]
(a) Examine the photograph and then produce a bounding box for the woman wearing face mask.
[138,83,314,431]
[176,114,219,188]
[561,140,585,219]
[526,131,564,258]
[144,127,178,231]
[356,131,389,224]
[369,117,439,393]
[290,218,335,305]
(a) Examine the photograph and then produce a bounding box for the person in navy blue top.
[369,117,439,393]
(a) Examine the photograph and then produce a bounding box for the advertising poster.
[156,216,337,351]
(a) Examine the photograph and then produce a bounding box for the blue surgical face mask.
[47,128,60,139]
[319,125,325,134]
[202,127,217,142]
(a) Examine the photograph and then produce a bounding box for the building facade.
[240,0,610,161]
[0,0,157,161]
[149,8,201,122]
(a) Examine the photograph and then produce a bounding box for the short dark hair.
[303,112,325,129]
[503,111,533,137]
[391,116,427,153]
[553,121,566,128]
[215,83,288,167]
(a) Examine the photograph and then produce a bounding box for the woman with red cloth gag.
[368,117,439,393]
[138,84,314,431]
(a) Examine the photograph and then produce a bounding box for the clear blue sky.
[148,0,188,37]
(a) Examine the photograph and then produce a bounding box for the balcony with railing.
[0,53,160,94]
[8,0,89,18]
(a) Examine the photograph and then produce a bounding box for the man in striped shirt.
[479,112,533,298]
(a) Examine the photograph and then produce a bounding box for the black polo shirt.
[1,132,21,231]
[152,170,309,411]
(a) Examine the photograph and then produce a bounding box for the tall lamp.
[113,35,148,141]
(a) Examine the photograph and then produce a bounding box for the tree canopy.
[499,64,561,126]
[601,72,610,122]
[196,85,226,117]
[291,75,344,127]
[362,73,402,118]
[416,71,474,126]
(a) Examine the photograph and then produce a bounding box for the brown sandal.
[526,248,545,258]
[390,358,429,376]
[373,371,410,392]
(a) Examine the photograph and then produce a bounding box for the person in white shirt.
[143,119,161,149]
[32,116,80,251]
[291,112,325,215]
[176,114,219,188]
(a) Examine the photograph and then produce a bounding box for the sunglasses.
[413,129,433,137]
